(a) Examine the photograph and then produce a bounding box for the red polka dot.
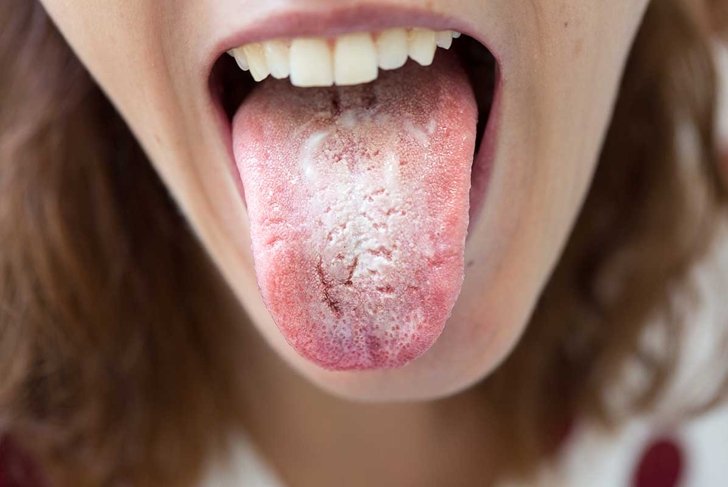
[0,437,45,487]
[633,437,684,487]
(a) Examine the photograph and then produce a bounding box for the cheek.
[417,5,650,394]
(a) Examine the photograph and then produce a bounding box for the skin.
[40,0,649,483]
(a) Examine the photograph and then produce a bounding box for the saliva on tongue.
[233,50,477,370]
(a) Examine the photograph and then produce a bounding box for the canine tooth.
[436,31,454,49]
[264,40,291,79]
[408,28,437,66]
[243,43,270,81]
[376,28,408,70]
[452,31,462,38]
[290,38,334,87]
[230,47,250,71]
[334,33,378,86]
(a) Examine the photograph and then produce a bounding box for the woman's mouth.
[208,8,499,372]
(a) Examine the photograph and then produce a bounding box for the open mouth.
[208,12,499,372]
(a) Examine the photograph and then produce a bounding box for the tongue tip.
[262,255,465,371]
[282,312,450,371]
[301,340,435,371]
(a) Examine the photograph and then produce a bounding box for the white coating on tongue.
[233,53,477,370]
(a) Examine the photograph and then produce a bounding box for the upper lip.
[205,3,495,75]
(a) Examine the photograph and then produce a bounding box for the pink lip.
[205,4,499,74]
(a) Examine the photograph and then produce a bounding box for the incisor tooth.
[264,40,291,79]
[290,38,334,87]
[231,47,249,70]
[334,33,378,86]
[436,31,453,49]
[243,43,270,81]
[408,28,437,66]
[376,29,409,70]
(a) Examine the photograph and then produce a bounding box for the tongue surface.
[233,52,477,370]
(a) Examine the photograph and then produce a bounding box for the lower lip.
[469,68,501,229]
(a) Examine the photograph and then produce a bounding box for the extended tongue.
[233,51,477,370]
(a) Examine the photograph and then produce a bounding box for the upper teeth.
[228,28,460,88]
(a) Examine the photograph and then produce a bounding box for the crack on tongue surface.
[233,52,477,370]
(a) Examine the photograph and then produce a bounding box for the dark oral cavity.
[232,51,477,370]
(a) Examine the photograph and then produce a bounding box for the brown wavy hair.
[1,1,728,485]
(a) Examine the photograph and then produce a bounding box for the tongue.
[232,51,477,370]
